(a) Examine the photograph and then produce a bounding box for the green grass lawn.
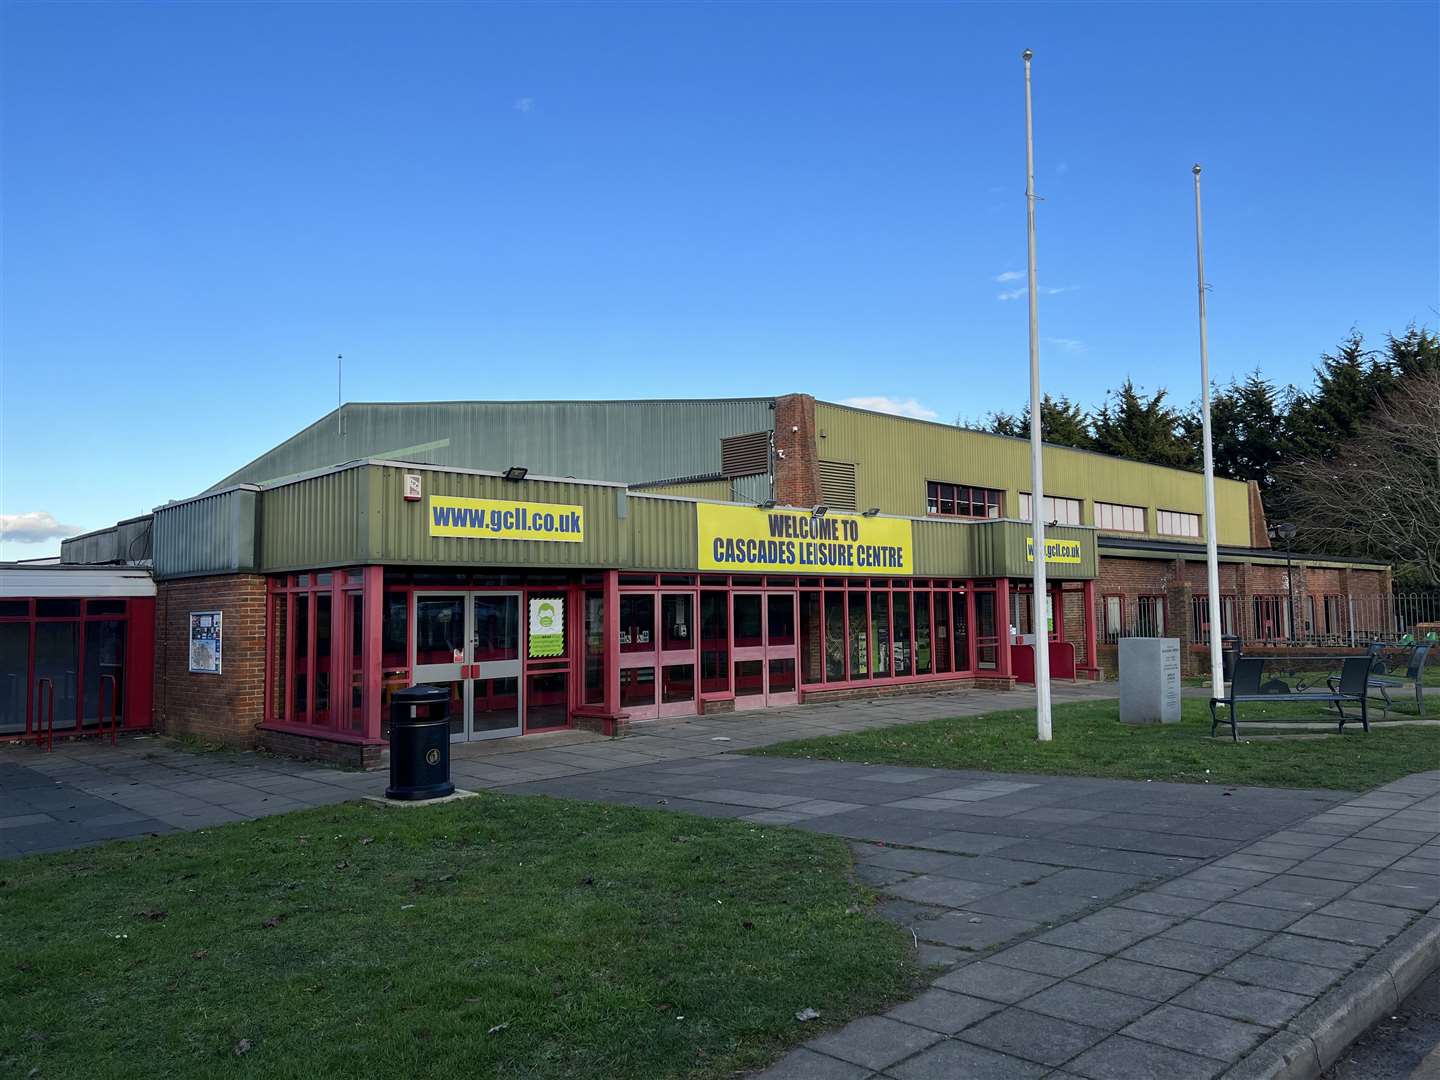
[748,698,1440,791]
[1,794,917,1080]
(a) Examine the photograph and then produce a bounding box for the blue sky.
[3,1,1436,557]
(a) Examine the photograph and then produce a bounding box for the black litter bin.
[386,684,456,801]
[1221,635,1241,681]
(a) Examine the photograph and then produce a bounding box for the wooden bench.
[1209,656,1372,741]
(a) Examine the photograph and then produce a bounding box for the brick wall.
[154,575,267,748]
[774,393,822,507]
[1095,554,1391,676]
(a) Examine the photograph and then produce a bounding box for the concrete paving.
[498,760,1440,1079]
[0,680,1126,856]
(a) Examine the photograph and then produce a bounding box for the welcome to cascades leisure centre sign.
[697,504,913,575]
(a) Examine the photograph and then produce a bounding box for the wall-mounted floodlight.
[862,507,880,517]
[757,499,777,509]
[503,466,528,482]
[811,504,829,518]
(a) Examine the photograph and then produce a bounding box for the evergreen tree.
[1384,324,1440,381]
[1191,371,1294,496]
[1286,331,1396,460]
[1091,380,1197,469]
[985,394,1094,450]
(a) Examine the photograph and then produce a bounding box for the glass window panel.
[769,658,796,694]
[81,619,126,728]
[348,593,364,731]
[37,599,81,618]
[314,593,332,722]
[270,593,289,721]
[292,593,310,720]
[824,593,846,681]
[799,592,822,684]
[914,593,931,676]
[620,666,655,707]
[584,592,605,705]
[870,592,890,678]
[767,594,795,647]
[0,623,30,734]
[933,593,951,674]
[527,672,569,730]
[414,596,462,666]
[472,677,517,734]
[86,599,127,615]
[700,592,729,694]
[893,592,912,677]
[35,621,78,731]
[0,600,28,617]
[383,591,409,670]
[472,596,519,662]
[661,594,694,651]
[734,659,764,697]
[661,664,695,704]
[974,591,995,670]
[847,591,869,678]
[733,594,763,648]
[619,595,654,653]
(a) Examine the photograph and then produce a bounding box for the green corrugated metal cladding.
[258,462,697,573]
[814,401,1254,547]
[210,399,779,492]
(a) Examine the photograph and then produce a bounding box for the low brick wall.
[257,727,381,770]
[154,574,267,748]
[801,676,991,704]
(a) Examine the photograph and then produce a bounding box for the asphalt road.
[1323,969,1440,1079]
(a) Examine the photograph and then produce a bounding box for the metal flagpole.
[1193,165,1225,694]
[1023,49,1052,741]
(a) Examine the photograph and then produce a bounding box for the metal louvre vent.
[819,460,858,511]
[720,431,770,477]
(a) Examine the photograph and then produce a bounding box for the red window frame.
[926,481,1004,520]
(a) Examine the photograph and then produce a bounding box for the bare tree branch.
[1276,372,1440,586]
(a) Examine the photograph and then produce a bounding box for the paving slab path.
[500,761,1440,1079]
[0,681,1125,857]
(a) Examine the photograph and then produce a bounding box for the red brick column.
[154,574,267,747]
[773,393,822,507]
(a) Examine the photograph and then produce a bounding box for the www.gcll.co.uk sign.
[428,495,585,542]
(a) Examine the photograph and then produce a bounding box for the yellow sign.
[1026,537,1083,564]
[428,495,584,543]
[698,504,912,575]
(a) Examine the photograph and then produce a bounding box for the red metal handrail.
[35,678,54,753]
[98,674,119,746]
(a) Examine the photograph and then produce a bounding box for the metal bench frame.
[1365,643,1430,717]
[1210,655,1372,742]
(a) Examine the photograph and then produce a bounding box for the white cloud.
[840,396,939,421]
[1046,337,1087,353]
[0,511,83,544]
[513,97,535,114]
[996,284,1077,301]
[994,270,1025,283]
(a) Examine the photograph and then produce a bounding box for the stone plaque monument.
[1119,637,1182,725]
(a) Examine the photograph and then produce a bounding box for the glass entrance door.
[411,592,523,742]
[732,591,800,711]
[470,593,522,740]
[616,592,698,720]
